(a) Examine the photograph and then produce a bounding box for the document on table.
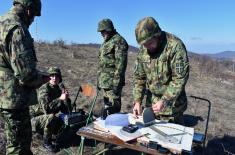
[93,115,194,152]
[139,122,194,152]
[94,117,144,142]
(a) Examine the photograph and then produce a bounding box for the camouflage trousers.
[31,114,64,140]
[0,108,33,155]
[101,88,123,114]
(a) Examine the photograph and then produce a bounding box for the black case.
[122,124,138,133]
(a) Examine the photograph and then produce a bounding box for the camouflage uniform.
[133,17,189,124]
[30,67,72,149]
[0,1,44,154]
[97,19,128,114]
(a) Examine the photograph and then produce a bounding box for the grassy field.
[0,42,234,155]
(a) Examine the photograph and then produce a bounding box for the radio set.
[59,109,87,126]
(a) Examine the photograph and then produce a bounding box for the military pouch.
[148,141,160,150]
[139,140,169,154]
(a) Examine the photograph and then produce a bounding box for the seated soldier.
[30,67,72,152]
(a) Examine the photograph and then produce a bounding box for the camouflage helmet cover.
[13,0,41,16]
[97,18,114,32]
[135,17,162,45]
[47,67,62,83]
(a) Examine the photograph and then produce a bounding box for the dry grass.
[0,42,234,154]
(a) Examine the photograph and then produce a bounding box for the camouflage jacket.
[98,32,128,89]
[133,32,189,116]
[30,82,72,116]
[0,8,44,109]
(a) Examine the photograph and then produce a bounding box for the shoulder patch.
[175,62,184,74]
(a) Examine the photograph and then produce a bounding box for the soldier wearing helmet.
[97,18,128,119]
[30,67,72,152]
[47,66,62,83]
[13,0,41,27]
[0,0,47,154]
[133,17,189,125]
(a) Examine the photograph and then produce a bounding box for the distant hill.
[204,51,235,61]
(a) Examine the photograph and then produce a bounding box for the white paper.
[92,116,194,152]
[94,117,144,142]
[139,122,194,152]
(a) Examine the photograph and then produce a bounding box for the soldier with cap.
[133,17,189,125]
[0,0,47,154]
[97,19,128,119]
[30,67,72,152]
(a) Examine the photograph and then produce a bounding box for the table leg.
[95,143,111,155]
[95,148,109,155]
[78,136,85,155]
[92,140,97,152]
[102,145,108,155]
[63,148,73,155]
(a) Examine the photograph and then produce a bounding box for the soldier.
[133,17,189,125]
[0,0,47,154]
[30,67,72,152]
[97,19,128,119]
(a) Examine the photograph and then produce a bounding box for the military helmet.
[135,17,162,45]
[13,0,41,16]
[97,18,115,32]
[47,67,62,83]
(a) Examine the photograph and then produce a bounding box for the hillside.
[204,51,235,61]
[0,42,234,155]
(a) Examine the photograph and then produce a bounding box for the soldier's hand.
[64,89,69,95]
[59,93,67,100]
[133,102,142,118]
[152,100,165,113]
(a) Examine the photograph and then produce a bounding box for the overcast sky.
[1,0,235,54]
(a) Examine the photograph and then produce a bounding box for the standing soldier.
[30,67,72,152]
[97,19,128,119]
[133,17,189,125]
[0,0,47,154]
